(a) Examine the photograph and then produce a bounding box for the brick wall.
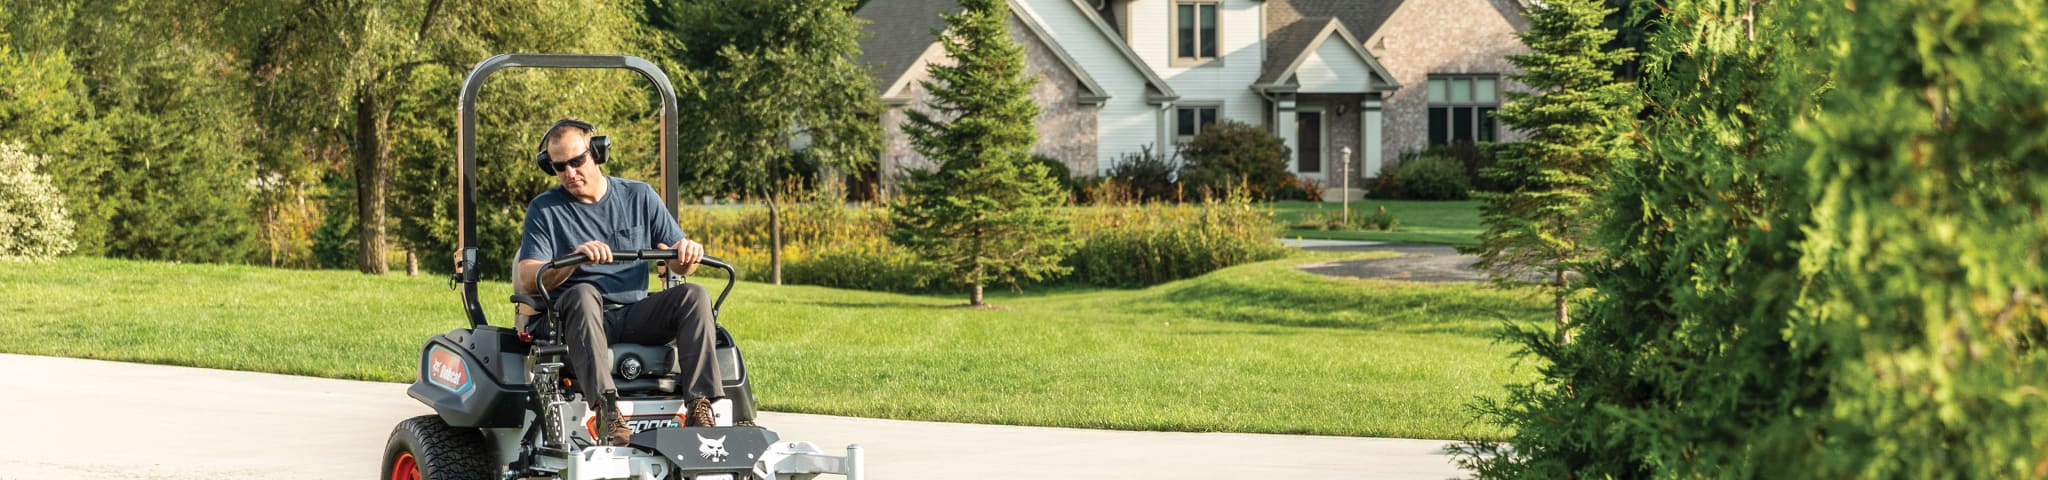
[1367,0,1532,167]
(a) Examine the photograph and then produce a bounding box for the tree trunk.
[968,232,984,306]
[766,189,784,285]
[405,248,419,277]
[353,91,390,274]
[1555,270,1571,344]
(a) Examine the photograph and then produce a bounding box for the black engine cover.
[405,326,531,428]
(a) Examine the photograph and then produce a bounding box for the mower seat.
[608,327,746,397]
[608,343,677,394]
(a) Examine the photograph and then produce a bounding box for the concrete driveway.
[1281,240,1493,283]
[0,354,1469,479]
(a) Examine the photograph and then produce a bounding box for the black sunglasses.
[550,149,591,173]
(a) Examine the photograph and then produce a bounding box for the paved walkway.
[0,354,1470,479]
[1280,239,1490,283]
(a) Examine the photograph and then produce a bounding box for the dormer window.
[1173,2,1218,66]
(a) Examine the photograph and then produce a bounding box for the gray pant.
[548,282,721,404]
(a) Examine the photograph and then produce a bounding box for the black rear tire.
[383,415,494,480]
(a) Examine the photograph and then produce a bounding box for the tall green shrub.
[1102,145,1179,203]
[1178,120,1292,199]
[0,143,75,261]
[1474,0,1638,343]
[1367,154,1470,200]
[888,0,1072,306]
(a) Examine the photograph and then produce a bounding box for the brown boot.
[688,397,716,427]
[598,404,632,446]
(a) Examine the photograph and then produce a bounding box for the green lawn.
[0,255,1542,440]
[1264,200,1484,246]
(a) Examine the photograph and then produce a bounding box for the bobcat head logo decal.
[697,434,729,462]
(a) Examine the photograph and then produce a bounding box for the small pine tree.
[1474,0,1637,343]
[887,0,1071,306]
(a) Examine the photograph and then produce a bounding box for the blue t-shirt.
[516,176,686,304]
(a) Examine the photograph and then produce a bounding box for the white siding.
[1125,0,1266,158]
[1296,38,1374,93]
[1016,0,1167,175]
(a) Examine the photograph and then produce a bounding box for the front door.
[1297,111,1324,175]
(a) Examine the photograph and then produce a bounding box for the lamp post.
[1340,146,1353,225]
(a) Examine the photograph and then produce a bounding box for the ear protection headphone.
[534,119,610,175]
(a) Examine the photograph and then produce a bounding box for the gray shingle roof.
[1282,0,1408,40]
[855,0,963,94]
[1257,18,1329,86]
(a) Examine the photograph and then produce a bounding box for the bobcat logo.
[697,434,729,462]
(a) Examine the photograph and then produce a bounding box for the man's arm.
[514,240,616,295]
[514,258,577,295]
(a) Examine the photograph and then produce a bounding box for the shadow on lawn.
[800,300,952,309]
[1140,275,1544,337]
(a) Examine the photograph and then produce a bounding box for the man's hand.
[573,240,614,265]
[657,239,704,276]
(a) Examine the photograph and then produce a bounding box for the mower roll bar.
[453,54,681,328]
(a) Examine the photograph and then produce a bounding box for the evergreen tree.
[887,0,1070,306]
[1785,0,2048,475]
[1474,0,1637,343]
[1460,0,1824,475]
[1464,0,2048,476]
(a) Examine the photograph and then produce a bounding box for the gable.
[1013,0,1177,102]
[1254,19,1397,92]
[1295,33,1381,92]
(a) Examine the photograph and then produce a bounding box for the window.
[1176,105,1219,141]
[1427,75,1500,146]
[1174,2,1218,65]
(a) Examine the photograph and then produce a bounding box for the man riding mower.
[384,53,862,480]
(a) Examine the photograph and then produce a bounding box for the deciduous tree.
[645,0,881,284]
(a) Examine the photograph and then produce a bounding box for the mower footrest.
[757,441,863,480]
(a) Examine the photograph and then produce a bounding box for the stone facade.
[878,13,1100,179]
[1366,0,1534,167]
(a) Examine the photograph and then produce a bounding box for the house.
[855,0,1533,197]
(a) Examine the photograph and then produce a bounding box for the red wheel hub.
[391,451,420,480]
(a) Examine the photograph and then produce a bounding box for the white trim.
[1363,99,1383,179]
[1061,0,1180,103]
[1008,0,1112,104]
